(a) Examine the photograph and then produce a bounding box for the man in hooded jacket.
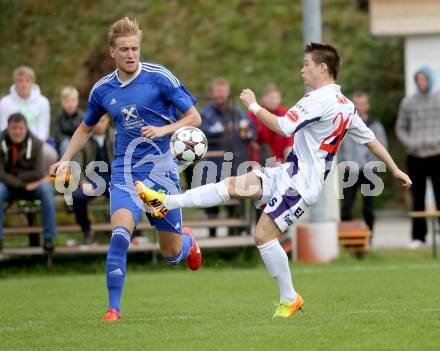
[0,66,58,173]
[396,66,440,249]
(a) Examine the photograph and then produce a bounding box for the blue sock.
[106,226,130,312]
[164,233,193,265]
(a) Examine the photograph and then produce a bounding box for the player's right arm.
[239,89,284,134]
[49,84,106,176]
[49,122,95,176]
[60,122,95,162]
[366,139,412,189]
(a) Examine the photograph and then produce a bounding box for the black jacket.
[54,109,83,144]
[0,130,44,189]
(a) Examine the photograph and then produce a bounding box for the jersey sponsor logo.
[286,110,300,123]
[121,104,144,129]
[295,102,309,115]
[110,97,117,105]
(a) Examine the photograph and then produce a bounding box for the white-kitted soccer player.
[135,43,412,318]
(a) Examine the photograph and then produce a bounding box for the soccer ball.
[170,126,208,163]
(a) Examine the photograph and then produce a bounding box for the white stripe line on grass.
[323,307,440,316]
[295,263,440,274]
[0,315,209,331]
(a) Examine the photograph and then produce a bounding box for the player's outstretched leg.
[134,181,230,217]
[103,226,130,321]
[255,213,303,318]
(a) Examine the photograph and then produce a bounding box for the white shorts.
[253,164,308,232]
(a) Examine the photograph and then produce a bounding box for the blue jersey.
[84,62,197,162]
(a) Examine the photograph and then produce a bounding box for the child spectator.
[54,86,83,156]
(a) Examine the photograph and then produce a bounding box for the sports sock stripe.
[112,227,131,243]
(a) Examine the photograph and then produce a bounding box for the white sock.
[164,181,231,210]
[257,239,296,303]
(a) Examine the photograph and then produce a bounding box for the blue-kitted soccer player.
[50,17,202,321]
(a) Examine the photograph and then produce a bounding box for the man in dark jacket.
[0,113,57,251]
[198,78,255,237]
[71,115,114,244]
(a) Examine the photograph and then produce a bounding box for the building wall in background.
[404,35,440,96]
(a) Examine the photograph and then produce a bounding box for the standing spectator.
[199,78,255,237]
[248,84,293,164]
[71,115,114,245]
[0,113,57,252]
[396,66,440,249]
[55,86,83,156]
[339,91,388,233]
[0,66,58,173]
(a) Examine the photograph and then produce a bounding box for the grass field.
[1,250,440,351]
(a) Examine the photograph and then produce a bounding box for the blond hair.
[108,17,142,47]
[13,66,35,81]
[60,86,79,100]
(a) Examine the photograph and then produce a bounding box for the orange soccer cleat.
[134,181,168,218]
[102,308,121,321]
[273,294,304,318]
[183,227,202,271]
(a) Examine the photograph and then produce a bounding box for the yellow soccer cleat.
[273,294,304,318]
[134,181,169,218]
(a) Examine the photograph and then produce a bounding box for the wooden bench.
[338,221,371,256]
[408,210,440,259]
[3,217,253,236]
[2,194,256,270]
[1,235,256,256]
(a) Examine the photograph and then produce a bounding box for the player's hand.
[141,125,167,140]
[240,89,257,108]
[393,169,412,190]
[48,161,62,177]
[26,180,41,191]
[49,160,71,178]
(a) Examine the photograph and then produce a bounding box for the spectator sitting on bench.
[0,113,57,252]
[71,115,114,245]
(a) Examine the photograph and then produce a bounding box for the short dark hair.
[304,42,342,80]
[7,113,28,126]
[352,90,369,99]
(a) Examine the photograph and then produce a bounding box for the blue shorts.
[110,168,183,234]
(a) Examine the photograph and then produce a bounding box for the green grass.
[1,251,440,351]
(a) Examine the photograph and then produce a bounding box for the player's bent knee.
[254,230,268,246]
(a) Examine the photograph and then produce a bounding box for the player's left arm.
[141,72,201,139]
[366,139,412,189]
[240,89,284,135]
[141,106,201,139]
